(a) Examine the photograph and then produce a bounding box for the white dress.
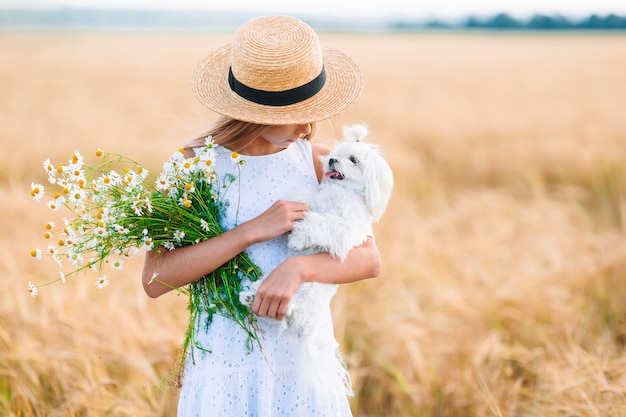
[177,139,353,417]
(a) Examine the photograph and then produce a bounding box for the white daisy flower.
[30,249,42,260]
[69,150,84,166]
[30,183,45,201]
[203,135,216,149]
[68,166,85,182]
[136,165,149,180]
[97,171,121,190]
[47,244,58,256]
[47,199,61,211]
[178,196,192,208]
[43,159,57,184]
[111,258,124,270]
[67,250,84,267]
[67,186,85,206]
[156,173,172,192]
[173,230,185,242]
[200,219,210,232]
[95,275,109,289]
[178,158,195,175]
[141,236,154,251]
[94,226,108,238]
[230,151,241,165]
[122,170,139,188]
[184,182,195,194]
[113,224,129,235]
[28,281,38,298]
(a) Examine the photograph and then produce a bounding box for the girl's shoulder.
[311,143,331,182]
[311,142,331,159]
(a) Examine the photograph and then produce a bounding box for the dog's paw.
[287,231,311,252]
[239,280,262,308]
[239,290,255,308]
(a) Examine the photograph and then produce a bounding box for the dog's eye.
[349,156,358,164]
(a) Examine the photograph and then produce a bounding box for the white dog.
[287,123,393,260]
[240,124,393,393]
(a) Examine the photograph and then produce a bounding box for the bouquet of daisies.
[29,138,263,358]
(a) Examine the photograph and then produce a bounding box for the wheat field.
[1,31,626,417]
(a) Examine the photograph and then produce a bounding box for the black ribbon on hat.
[228,66,326,106]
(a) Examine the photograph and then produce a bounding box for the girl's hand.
[251,237,382,320]
[252,256,304,320]
[245,200,308,243]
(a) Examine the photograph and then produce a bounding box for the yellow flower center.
[95,148,103,157]
[30,250,38,257]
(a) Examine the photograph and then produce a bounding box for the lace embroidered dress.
[177,139,353,417]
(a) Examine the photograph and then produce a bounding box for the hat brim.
[192,44,363,125]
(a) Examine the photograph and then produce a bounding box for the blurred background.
[1,1,626,416]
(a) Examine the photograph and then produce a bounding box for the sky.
[4,0,626,20]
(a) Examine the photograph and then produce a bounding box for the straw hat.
[192,15,363,125]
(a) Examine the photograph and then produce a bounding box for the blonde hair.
[184,116,317,153]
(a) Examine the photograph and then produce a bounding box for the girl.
[142,15,381,416]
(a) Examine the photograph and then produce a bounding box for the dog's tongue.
[324,171,337,178]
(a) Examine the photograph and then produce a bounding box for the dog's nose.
[329,158,337,168]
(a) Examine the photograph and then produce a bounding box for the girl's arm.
[251,236,381,320]
[142,199,309,298]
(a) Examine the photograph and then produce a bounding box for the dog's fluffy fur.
[240,124,393,394]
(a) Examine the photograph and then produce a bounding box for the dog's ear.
[343,124,368,143]
[364,149,394,222]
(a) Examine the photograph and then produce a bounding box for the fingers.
[252,296,290,320]
[250,200,309,242]
[274,199,309,221]
[251,278,294,321]
[249,250,302,321]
